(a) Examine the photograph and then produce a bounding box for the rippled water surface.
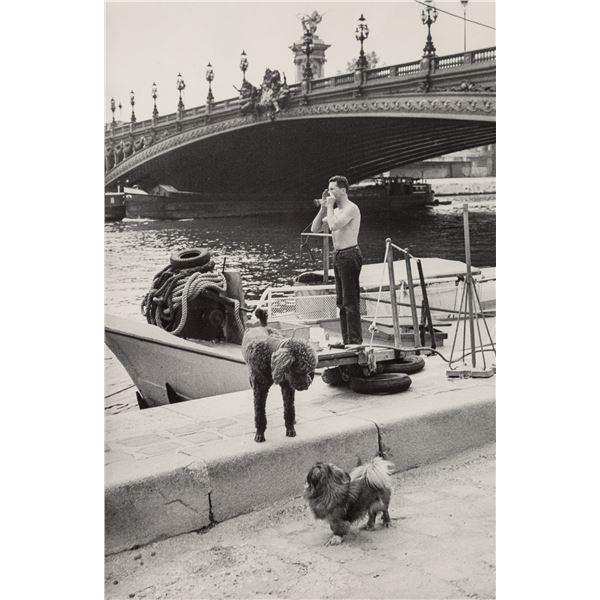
[105,196,495,319]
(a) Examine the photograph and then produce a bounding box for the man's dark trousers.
[333,246,363,345]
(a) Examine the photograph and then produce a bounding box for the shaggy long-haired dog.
[242,308,318,443]
[304,456,395,545]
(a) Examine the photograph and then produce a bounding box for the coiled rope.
[141,259,244,338]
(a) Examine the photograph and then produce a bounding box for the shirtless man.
[311,175,363,346]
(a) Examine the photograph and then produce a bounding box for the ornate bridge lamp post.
[110,97,116,125]
[354,13,370,96]
[239,50,248,83]
[461,0,469,53]
[302,30,314,81]
[205,62,215,112]
[151,82,159,120]
[129,90,136,123]
[118,100,122,121]
[421,0,438,58]
[355,14,370,69]
[298,29,314,103]
[176,73,186,116]
[419,0,438,83]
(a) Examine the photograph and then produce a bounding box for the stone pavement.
[105,346,495,554]
[105,443,496,599]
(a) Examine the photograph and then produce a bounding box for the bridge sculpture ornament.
[234,68,290,120]
[299,10,323,35]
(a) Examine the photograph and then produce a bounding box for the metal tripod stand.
[446,204,496,378]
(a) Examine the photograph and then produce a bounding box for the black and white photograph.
[8,1,600,598]
[11,0,600,598]
[102,1,496,598]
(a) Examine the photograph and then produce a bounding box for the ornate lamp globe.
[151,82,158,117]
[129,90,136,122]
[239,50,248,81]
[355,13,369,42]
[205,62,214,84]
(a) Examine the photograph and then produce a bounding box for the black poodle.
[241,309,318,442]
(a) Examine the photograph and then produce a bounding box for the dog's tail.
[351,456,395,491]
[254,308,268,327]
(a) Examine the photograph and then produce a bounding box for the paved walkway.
[105,443,496,599]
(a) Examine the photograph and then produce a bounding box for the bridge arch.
[105,49,495,195]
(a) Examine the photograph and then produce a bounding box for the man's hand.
[325,194,336,208]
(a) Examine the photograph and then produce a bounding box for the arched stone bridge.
[105,48,495,195]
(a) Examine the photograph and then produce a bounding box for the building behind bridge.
[389,144,496,180]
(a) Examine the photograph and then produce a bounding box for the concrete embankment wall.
[429,177,496,196]
[105,377,495,554]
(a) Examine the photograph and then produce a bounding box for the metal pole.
[404,251,422,352]
[417,258,436,349]
[386,239,401,348]
[463,203,477,367]
[323,236,330,284]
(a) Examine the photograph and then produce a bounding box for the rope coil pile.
[142,257,243,337]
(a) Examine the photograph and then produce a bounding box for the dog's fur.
[242,309,318,442]
[304,457,395,545]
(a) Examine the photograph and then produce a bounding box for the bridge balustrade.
[473,47,496,63]
[311,78,334,90]
[437,52,465,70]
[334,73,355,86]
[395,61,421,76]
[310,74,355,90]
[366,66,393,81]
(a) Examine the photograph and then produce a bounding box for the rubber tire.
[349,372,412,395]
[381,355,425,375]
[322,367,345,386]
[170,248,211,269]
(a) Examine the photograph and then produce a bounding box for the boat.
[348,176,436,208]
[290,257,496,324]
[105,191,126,222]
[105,249,495,409]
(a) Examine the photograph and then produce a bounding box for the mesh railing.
[256,276,495,325]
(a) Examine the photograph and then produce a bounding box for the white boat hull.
[105,315,249,407]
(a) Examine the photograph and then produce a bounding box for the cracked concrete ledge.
[105,386,495,554]
[105,460,211,553]
[105,415,379,554]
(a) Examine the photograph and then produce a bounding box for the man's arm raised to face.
[311,205,329,233]
[326,202,354,231]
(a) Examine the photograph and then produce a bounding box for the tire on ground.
[381,355,425,375]
[170,248,211,269]
[349,372,412,394]
[322,367,345,386]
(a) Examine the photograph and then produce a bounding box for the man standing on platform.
[311,175,363,346]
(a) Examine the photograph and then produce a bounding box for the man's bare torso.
[325,201,361,250]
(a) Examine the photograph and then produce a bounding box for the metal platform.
[316,345,400,369]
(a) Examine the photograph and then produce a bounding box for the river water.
[105,195,495,319]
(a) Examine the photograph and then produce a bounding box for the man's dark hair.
[328,175,349,190]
